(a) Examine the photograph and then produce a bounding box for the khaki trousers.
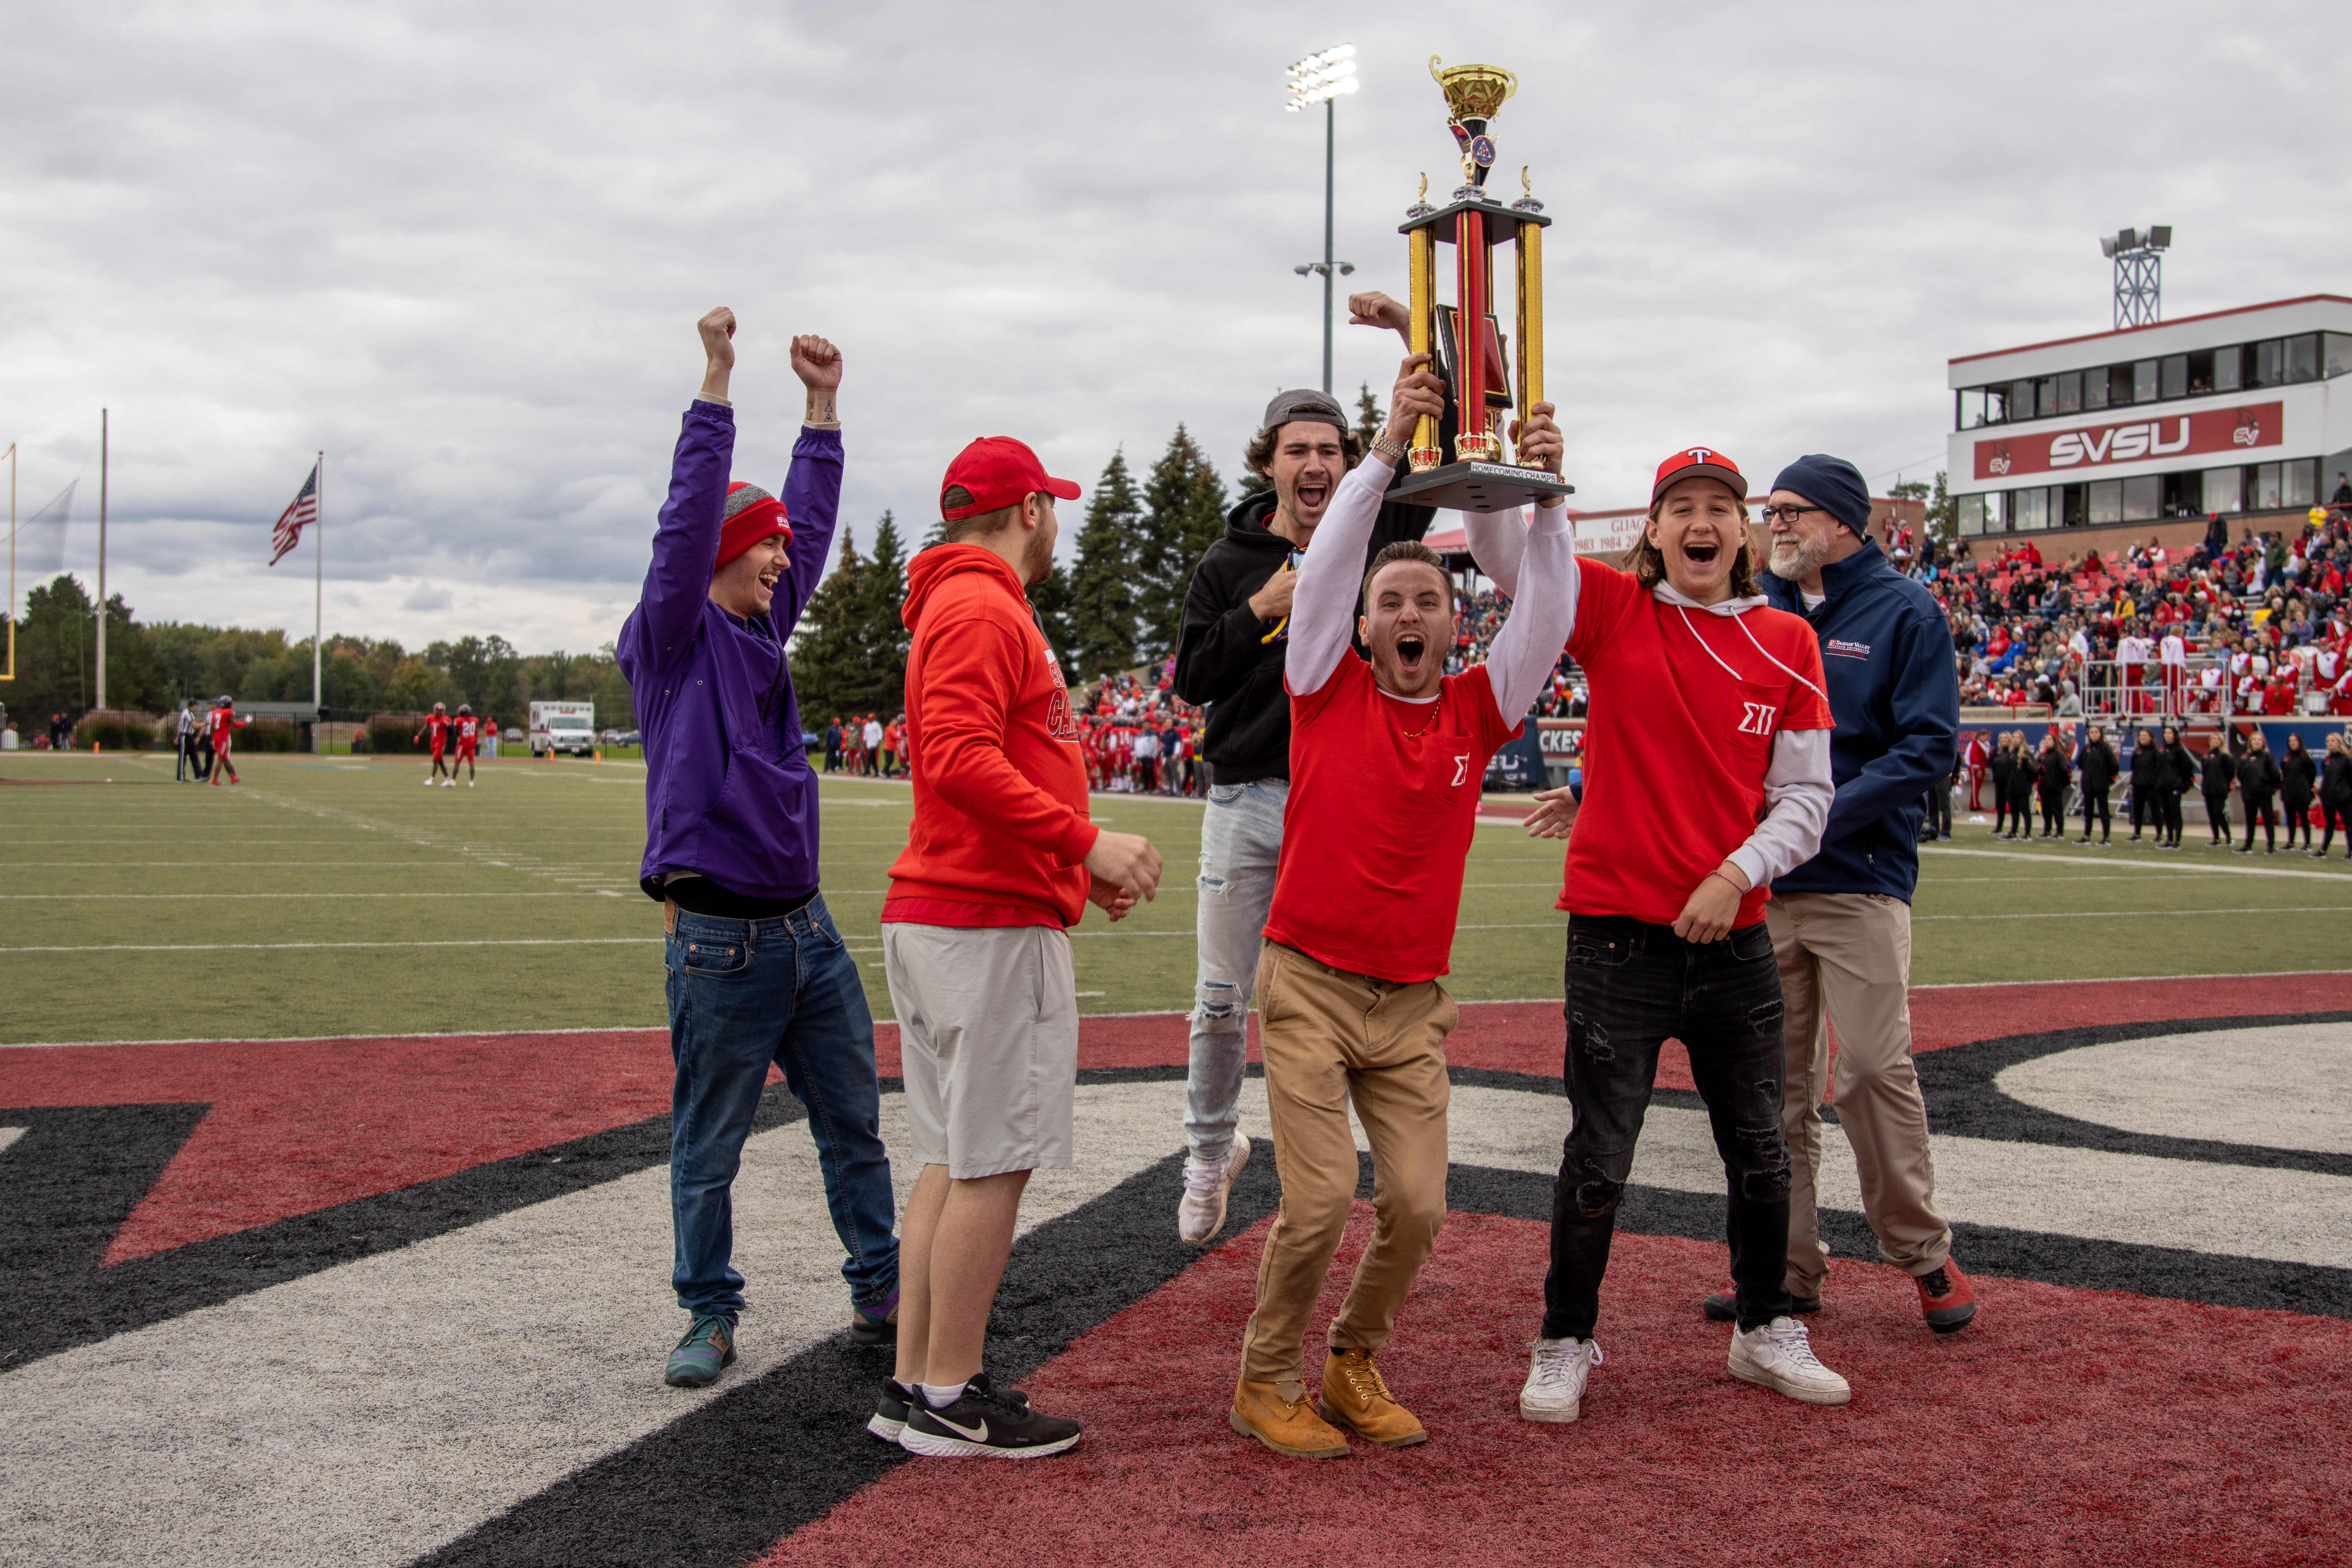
[1766,891,1952,1297]
[1241,942,1455,1385]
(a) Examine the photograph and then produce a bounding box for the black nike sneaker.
[869,1376,1030,1445]
[898,1373,1082,1459]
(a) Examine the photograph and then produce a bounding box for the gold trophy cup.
[1392,57,1573,514]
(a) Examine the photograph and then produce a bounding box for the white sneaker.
[1176,1135,1250,1245]
[1728,1317,1851,1405]
[423,777,434,786]
[1519,1336,1601,1423]
[442,779,456,787]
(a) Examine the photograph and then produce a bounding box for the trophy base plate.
[1393,462,1575,514]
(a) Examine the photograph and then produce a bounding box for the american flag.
[269,462,318,565]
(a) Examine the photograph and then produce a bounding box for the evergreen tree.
[1067,449,1142,681]
[858,511,911,717]
[1028,560,1079,678]
[789,527,869,723]
[1353,381,1385,450]
[1136,424,1228,661]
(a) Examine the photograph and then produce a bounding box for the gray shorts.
[881,922,1079,1180]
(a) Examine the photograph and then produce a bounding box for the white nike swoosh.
[933,1414,988,1442]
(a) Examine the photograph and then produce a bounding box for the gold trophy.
[1392,57,1574,514]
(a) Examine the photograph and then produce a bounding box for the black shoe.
[2233,847,2253,855]
[900,1373,1081,1459]
[868,1377,913,1444]
[1702,1290,1822,1322]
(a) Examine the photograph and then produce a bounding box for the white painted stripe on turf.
[0,1084,1173,1568]
[1405,1082,2352,1271]
[1998,1023,2352,1154]
[1923,845,2352,882]
[0,892,654,900]
[1914,906,2352,921]
[0,1125,24,1156]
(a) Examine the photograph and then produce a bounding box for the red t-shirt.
[1261,655,1518,984]
[1559,560,1834,929]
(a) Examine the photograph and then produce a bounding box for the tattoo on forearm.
[806,389,837,426]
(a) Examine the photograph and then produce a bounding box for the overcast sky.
[2,0,2343,652]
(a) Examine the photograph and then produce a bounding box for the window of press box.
[2254,462,2282,510]
[2251,340,2283,387]
[2328,334,2352,378]
[2088,479,2122,527]
[2159,355,2187,400]
[2012,379,2036,420]
[2015,487,2051,531]
[2203,467,2242,515]
[2211,344,2243,393]
[2284,334,2319,383]
[1958,493,1987,534]
[2036,377,2059,418]
[2160,473,2200,517]
[2132,360,2158,403]
[2057,370,2083,414]
[2285,459,2317,508]
[2084,367,2111,410]
[2122,474,2161,522]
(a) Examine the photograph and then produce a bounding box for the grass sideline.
[4,748,2350,1047]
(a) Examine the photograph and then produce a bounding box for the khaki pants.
[1241,942,1454,1385]
[1767,891,1952,1297]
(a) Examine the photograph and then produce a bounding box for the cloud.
[0,0,2341,649]
[400,582,454,614]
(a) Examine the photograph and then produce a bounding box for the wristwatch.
[1371,435,1407,463]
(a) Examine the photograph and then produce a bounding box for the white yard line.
[1924,844,2352,882]
[1,938,653,954]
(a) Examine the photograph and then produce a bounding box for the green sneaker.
[664,1314,736,1388]
[849,1285,900,1347]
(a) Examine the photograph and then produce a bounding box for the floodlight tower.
[2100,226,2172,329]
[1287,43,1359,394]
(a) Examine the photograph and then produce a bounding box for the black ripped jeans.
[1543,913,1794,1339]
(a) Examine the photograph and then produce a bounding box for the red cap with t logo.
[1650,446,1747,504]
[940,437,1083,521]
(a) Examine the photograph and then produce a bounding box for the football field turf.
[6,747,2352,1046]
[6,750,2352,1567]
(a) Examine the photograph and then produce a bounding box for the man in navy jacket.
[1709,455,1976,1336]
[618,308,897,1388]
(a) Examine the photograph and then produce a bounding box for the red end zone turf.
[764,1211,2352,1568]
[4,970,2346,1263]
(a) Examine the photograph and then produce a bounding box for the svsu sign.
[1974,401,2281,481]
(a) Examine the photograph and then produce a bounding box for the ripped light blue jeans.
[1185,778,1288,1162]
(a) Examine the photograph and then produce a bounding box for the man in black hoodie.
[1166,378,1443,1244]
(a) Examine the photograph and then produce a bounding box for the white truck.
[529,700,597,758]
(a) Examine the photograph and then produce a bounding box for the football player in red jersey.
[1476,446,1845,1419]
[415,702,454,787]
[1227,353,1573,1460]
[452,705,487,786]
[205,696,249,786]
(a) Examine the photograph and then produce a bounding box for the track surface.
[4,976,2349,1566]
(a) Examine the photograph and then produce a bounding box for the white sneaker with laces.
[1175,1135,1250,1245]
[1519,1336,1601,1423]
[1728,1316,1851,1405]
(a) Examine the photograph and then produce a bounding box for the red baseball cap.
[941,437,1082,521]
[1650,446,1747,504]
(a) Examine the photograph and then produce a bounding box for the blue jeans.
[665,898,897,1322]
[1185,779,1288,1162]
[1542,914,1793,1338]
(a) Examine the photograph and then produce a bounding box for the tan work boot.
[1230,1378,1350,1458]
[1316,1347,1428,1447]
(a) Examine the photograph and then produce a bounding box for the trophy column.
[1407,221,1440,472]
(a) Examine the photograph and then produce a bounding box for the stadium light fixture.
[1287,44,1359,391]
[2102,224,2173,328]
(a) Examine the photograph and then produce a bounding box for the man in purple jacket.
[620,306,897,1389]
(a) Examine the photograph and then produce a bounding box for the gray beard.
[1767,539,1830,582]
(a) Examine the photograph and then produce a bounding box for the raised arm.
[774,334,845,635]
[1477,403,1576,716]
[636,309,740,671]
[1285,352,1448,695]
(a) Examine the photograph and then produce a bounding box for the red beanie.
[716,481,792,569]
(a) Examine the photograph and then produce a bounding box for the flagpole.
[96,410,108,714]
[313,449,324,746]
[4,442,15,683]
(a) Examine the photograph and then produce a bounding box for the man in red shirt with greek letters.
[1468,447,1845,1420]
[415,701,454,786]
[876,436,1163,1460]
[1228,355,1574,1459]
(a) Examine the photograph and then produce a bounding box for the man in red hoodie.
[874,436,1165,1460]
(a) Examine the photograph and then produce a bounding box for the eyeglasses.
[1757,504,1829,525]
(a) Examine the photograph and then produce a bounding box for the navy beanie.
[1771,454,1871,536]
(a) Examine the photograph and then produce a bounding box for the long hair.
[1626,497,1760,598]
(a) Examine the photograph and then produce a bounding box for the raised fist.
[1381,352,1447,448]
[698,307,736,371]
[1348,290,1411,334]
[790,334,843,392]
